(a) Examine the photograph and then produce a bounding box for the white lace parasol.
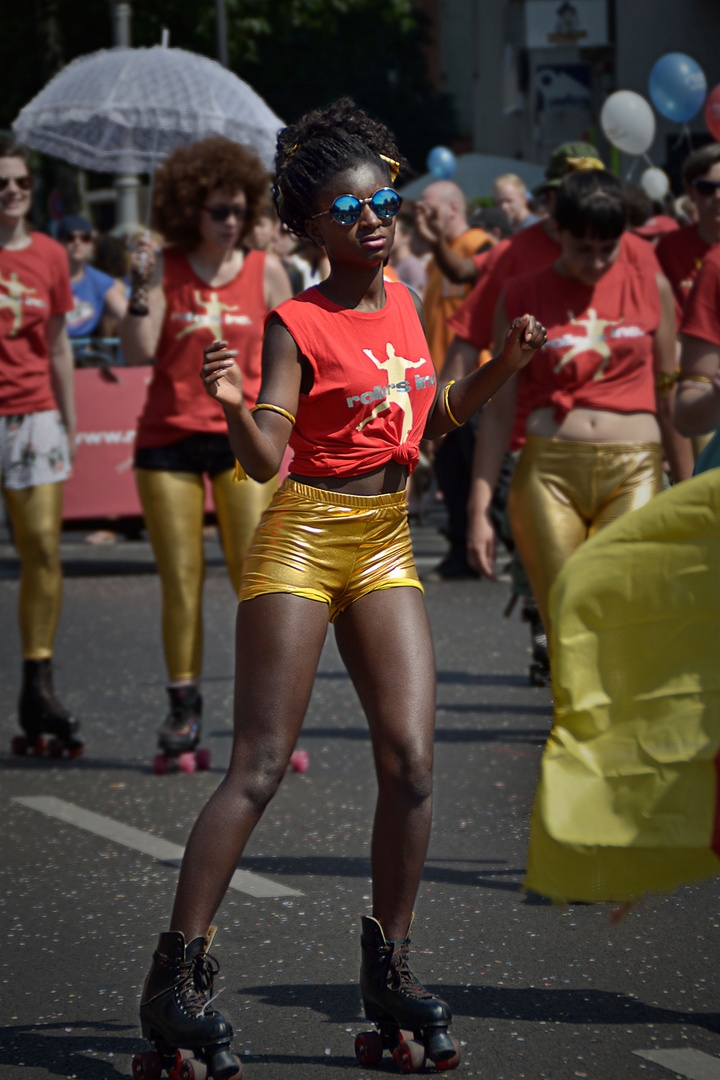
[12,45,284,173]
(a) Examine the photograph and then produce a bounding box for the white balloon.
[640,167,670,201]
[600,90,656,155]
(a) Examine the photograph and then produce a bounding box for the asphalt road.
[1,513,719,1080]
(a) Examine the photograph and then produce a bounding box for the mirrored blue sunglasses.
[311,187,402,226]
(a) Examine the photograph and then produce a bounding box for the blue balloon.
[426,146,456,180]
[649,53,707,123]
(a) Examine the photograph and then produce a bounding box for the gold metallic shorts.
[239,478,423,621]
[509,435,664,633]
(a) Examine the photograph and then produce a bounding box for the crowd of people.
[2,104,720,1078]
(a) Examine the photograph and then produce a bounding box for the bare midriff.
[290,459,409,496]
[526,406,661,444]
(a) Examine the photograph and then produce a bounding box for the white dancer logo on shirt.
[345,342,434,443]
[551,309,626,380]
[172,291,250,339]
[0,272,44,337]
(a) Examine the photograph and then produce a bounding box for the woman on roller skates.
[0,139,83,760]
[467,167,693,641]
[134,98,545,1080]
[120,137,292,773]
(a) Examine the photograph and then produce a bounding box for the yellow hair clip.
[379,154,401,184]
[564,156,605,175]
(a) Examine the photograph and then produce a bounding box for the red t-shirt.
[0,232,74,415]
[504,257,661,425]
[680,245,720,346]
[448,223,662,351]
[656,224,712,313]
[274,282,437,477]
[136,248,268,448]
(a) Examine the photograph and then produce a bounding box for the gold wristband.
[655,368,680,396]
[444,381,462,427]
[678,372,715,386]
[252,402,297,425]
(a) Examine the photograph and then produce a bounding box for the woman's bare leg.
[169,593,329,937]
[335,586,436,941]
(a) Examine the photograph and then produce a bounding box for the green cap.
[534,141,604,195]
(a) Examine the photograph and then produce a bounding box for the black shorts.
[134,433,236,477]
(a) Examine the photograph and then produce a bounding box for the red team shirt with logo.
[656,224,712,315]
[503,257,661,425]
[0,232,74,415]
[136,248,268,447]
[680,245,720,346]
[273,282,437,477]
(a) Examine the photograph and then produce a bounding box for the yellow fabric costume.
[525,469,720,903]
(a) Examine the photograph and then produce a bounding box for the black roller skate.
[10,659,84,759]
[354,916,460,1074]
[522,601,551,688]
[153,686,210,775]
[133,927,241,1080]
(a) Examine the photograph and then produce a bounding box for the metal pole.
[111,0,141,232]
[216,0,229,68]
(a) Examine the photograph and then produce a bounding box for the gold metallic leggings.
[3,482,64,660]
[135,467,277,683]
[509,436,664,635]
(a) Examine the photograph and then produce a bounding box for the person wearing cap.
[58,215,127,342]
[656,144,720,314]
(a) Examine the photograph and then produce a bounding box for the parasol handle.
[139,27,170,274]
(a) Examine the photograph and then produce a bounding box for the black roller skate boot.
[11,659,83,758]
[154,686,210,774]
[134,927,241,1080]
[355,916,460,1073]
[522,601,551,688]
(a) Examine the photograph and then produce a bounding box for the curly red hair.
[152,136,269,250]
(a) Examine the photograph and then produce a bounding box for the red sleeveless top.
[504,258,661,423]
[136,248,267,447]
[273,282,437,477]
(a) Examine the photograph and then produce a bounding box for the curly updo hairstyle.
[273,97,408,239]
[554,169,628,241]
[152,135,269,250]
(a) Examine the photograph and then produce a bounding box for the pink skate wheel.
[32,736,47,756]
[131,1049,162,1080]
[47,738,65,759]
[393,1037,426,1074]
[152,753,169,775]
[289,749,309,773]
[10,735,29,756]
[355,1030,384,1066]
[195,747,211,771]
[177,752,197,774]
[178,1056,209,1080]
[435,1037,461,1071]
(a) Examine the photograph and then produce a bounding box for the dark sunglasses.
[203,204,247,222]
[692,179,720,197]
[0,175,32,192]
[311,187,402,226]
[63,231,92,243]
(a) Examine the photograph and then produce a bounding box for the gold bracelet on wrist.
[443,381,463,427]
[252,402,297,425]
[678,372,715,386]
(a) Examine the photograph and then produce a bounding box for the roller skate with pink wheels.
[152,686,211,775]
[10,659,84,759]
[133,927,242,1080]
[354,916,460,1073]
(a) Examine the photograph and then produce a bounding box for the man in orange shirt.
[414,180,491,578]
[415,180,490,372]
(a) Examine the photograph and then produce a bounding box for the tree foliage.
[4,0,457,174]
